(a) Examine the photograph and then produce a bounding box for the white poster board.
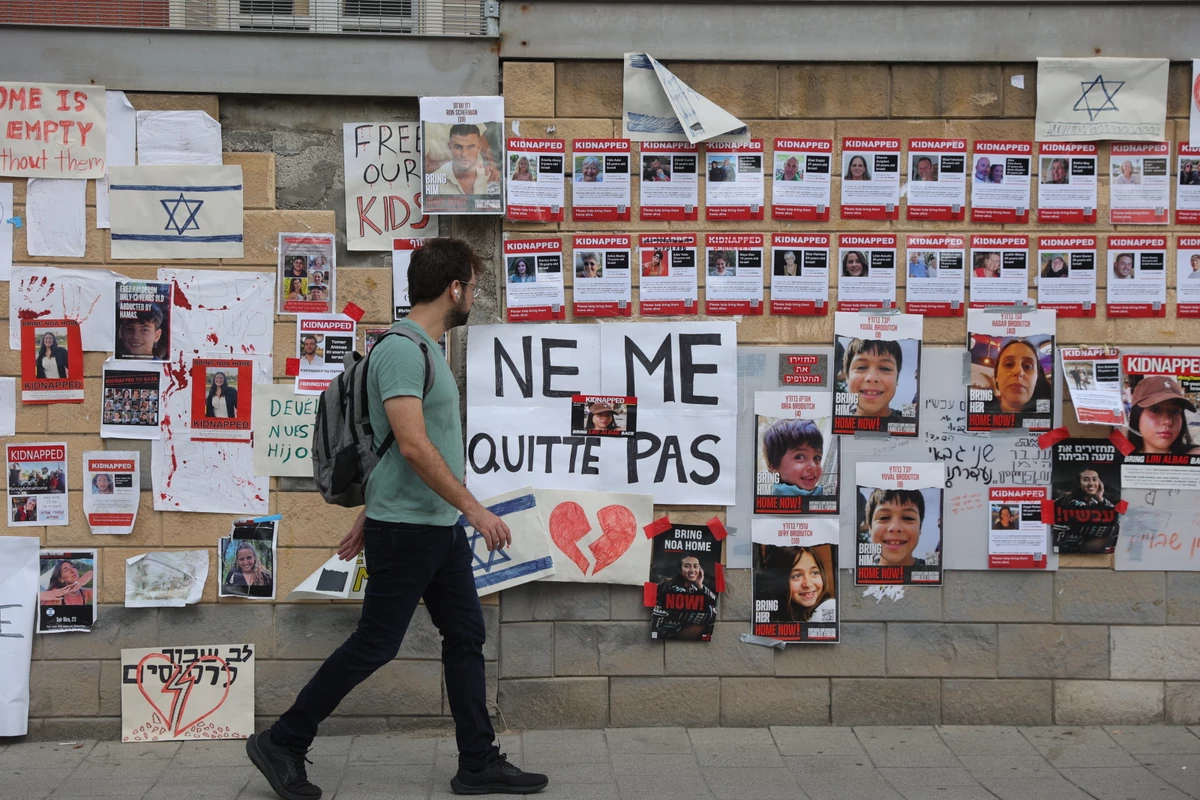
[121,643,254,741]
[0,536,39,736]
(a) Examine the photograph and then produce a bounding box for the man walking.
[247,238,548,798]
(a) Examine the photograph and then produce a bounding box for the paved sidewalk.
[4,725,1200,799]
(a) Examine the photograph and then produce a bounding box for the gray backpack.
[311,327,435,507]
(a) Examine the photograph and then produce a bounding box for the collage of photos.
[277,233,336,315]
[6,442,69,527]
[101,366,162,437]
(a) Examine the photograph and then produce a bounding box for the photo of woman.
[641,249,668,278]
[1124,375,1200,458]
[205,370,239,419]
[985,337,1054,415]
[285,277,306,301]
[841,250,869,277]
[649,553,718,641]
[1040,254,1069,279]
[1050,448,1121,555]
[844,154,871,181]
[508,258,536,283]
[12,496,36,522]
[36,329,70,380]
[39,558,94,606]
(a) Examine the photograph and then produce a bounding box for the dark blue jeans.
[272,520,497,770]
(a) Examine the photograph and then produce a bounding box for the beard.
[444,294,471,329]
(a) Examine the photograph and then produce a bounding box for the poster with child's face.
[854,461,944,586]
[647,523,722,642]
[115,281,172,361]
[754,391,838,514]
[832,312,922,437]
[751,518,839,642]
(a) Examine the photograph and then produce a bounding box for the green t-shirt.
[364,320,462,525]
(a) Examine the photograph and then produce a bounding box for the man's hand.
[465,505,511,552]
[337,511,366,561]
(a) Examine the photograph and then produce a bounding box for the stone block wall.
[7,58,1200,739]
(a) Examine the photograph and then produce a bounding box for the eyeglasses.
[460,280,481,299]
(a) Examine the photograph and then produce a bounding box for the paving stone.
[689,727,783,768]
[610,752,699,774]
[1141,754,1200,797]
[1057,766,1192,800]
[519,729,608,765]
[854,726,958,768]
[555,621,663,677]
[520,760,614,783]
[605,727,693,755]
[771,726,866,757]
[936,725,1040,756]
[1104,725,1200,755]
[83,740,179,765]
[0,741,96,768]
[942,679,1054,726]
[831,680,940,726]
[971,774,1095,800]
[1167,683,1200,725]
[169,738,252,767]
[1020,726,1141,768]
[997,623,1109,679]
[0,768,76,800]
[346,732,438,764]
[782,756,902,800]
[700,766,803,800]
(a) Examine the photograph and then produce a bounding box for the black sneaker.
[450,753,549,795]
[246,730,323,800]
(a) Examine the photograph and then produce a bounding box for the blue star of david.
[468,528,512,574]
[161,193,204,235]
[1074,75,1124,122]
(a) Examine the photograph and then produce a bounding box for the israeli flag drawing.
[108,165,244,259]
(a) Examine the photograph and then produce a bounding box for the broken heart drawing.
[537,489,655,586]
[121,643,255,741]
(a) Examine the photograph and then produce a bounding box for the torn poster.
[109,165,244,259]
[7,442,68,526]
[0,182,12,280]
[621,53,749,144]
[115,280,172,361]
[288,552,367,601]
[1036,58,1168,142]
[1050,438,1123,554]
[278,233,335,315]
[0,377,14,436]
[420,96,505,215]
[121,643,254,742]
[252,383,317,477]
[537,488,654,586]
[833,311,922,437]
[21,318,83,403]
[158,268,274,356]
[0,82,106,178]
[459,487,556,596]
[465,321,737,505]
[83,451,140,535]
[135,110,222,166]
[0,536,39,736]
[751,517,840,643]
[152,435,267,515]
[1060,347,1124,425]
[191,357,253,441]
[295,314,355,394]
[9,266,123,351]
[648,522,722,642]
[988,487,1050,569]
[343,121,435,251]
[218,518,277,600]
[855,461,945,586]
[754,390,839,515]
[37,549,95,633]
[125,550,208,608]
[26,178,86,257]
[97,90,137,230]
[101,360,162,439]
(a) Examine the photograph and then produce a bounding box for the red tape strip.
[285,358,301,377]
[643,516,672,539]
[341,302,365,322]
[643,581,658,607]
[714,562,725,593]
[707,517,728,541]
[1038,427,1070,449]
[1115,499,1129,514]
[1040,499,1056,524]
[1109,429,1135,456]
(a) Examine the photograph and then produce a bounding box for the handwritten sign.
[342,122,435,251]
[0,82,106,178]
[121,643,255,741]
[252,382,316,477]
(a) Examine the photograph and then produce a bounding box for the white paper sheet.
[0,536,39,736]
[287,552,366,601]
[9,266,125,350]
[1036,58,1168,142]
[0,183,13,280]
[26,178,86,258]
[152,435,268,515]
[536,488,654,585]
[157,268,274,356]
[121,643,254,742]
[97,90,137,229]
[136,110,223,166]
[109,165,243,259]
[125,550,209,607]
[0,378,14,436]
[252,383,317,477]
[622,53,749,144]
[83,451,140,534]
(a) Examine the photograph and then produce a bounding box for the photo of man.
[1181,160,1200,186]
[1112,252,1135,280]
[431,124,501,196]
[911,155,937,182]
[642,156,671,182]
[299,334,323,366]
[973,156,991,183]
[776,155,803,182]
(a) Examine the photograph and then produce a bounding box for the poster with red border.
[1037,143,1098,224]
[571,234,632,318]
[1109,142,1170,225]
[704,233,764,315]
[505,138,565,222]
[836,234,897,311]
[905,138,967,221]
[904,234,965,317]
[705,140,765,221]
[1106,235,1167,318]
[771,138,832,221]
[638,233,698,316]
[970,140,1032,223]
[189,358,254,441]
[1176,143,1200,224]
[1036,235,1097,318]
[504,238,566,322]
[987,487,1049,569]
[21,318,84,404]
[1178,235,1200,317]
[839,137,900,220]
[770,233,830,316]
[969,235,1030,308]
[639,142,699,221]
[571,138,631,222]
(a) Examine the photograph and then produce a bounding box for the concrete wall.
[6,57,1200,740]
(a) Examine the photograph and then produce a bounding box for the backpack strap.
[369,325,437,458]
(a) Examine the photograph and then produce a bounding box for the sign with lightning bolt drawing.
[108,165,244,259]
[1035,58,1168,142]
[121,643,255,742]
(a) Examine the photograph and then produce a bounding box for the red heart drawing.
[548,502,638,576]
[136,653,232,737]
